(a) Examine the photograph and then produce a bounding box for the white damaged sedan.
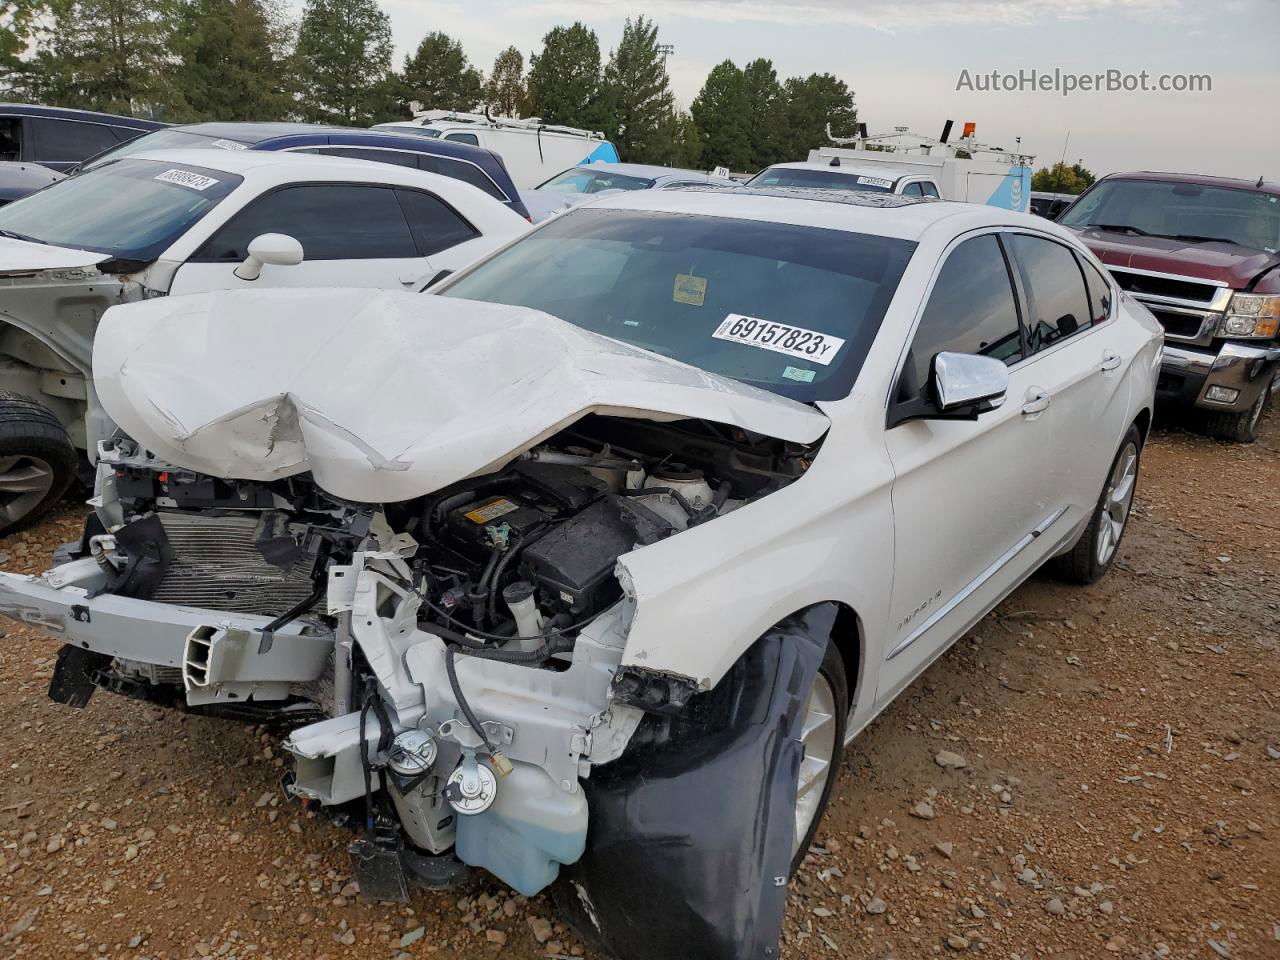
[0,188,1160,960]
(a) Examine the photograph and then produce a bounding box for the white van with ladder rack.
[802,121,1034,212]
[374,110,619,190]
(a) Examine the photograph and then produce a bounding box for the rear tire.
[0,391,77,536]
[1202,371,1275,444]
[1052,424,1142,585]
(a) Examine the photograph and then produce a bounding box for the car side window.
[394,189,479,256]
[897,233,1023,402]
[1078,255,1113,325]
[417,154,506,201]
[321,146,418,168]
[901,182,924,197]
[919,182,940,199]
[445,133,479,146]
[1007,234,1093,351]
[193,184,417,261]
[28,118,120,161]
[0,117,20,161]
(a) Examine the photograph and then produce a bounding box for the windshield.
[1061,178,1280,254]
[78,128,247,172]
[536,168,653,194]
[441,208,914,402]
[747,167,895,193]
[0,158,242,261]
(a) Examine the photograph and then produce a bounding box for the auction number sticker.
[856,175,894,189]
[154,168,221,191]
[712,314,845,366]
[210,138,247,151]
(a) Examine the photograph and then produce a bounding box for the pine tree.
[527,22,601,128]
[690,60,752,172]
[599,15,674,163]
[782,72,857,158]
[485,45,526,117]
[402,31,483,113]
[295,0,396,125]
[169,0,294,121]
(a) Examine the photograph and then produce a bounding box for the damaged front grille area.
[150,512,319,617]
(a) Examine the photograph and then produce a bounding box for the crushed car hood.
[94,288,830,502]
[1068,227,1279,288]
[0,236,111,274]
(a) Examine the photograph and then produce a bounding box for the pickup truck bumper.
[1157,341,1280,414]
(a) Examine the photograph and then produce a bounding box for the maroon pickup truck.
[1059,172,1280,442]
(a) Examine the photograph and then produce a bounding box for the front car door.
[877,231,1054,707]
[168,183,477,294]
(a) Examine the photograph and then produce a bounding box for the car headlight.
[1222,293,1280,338]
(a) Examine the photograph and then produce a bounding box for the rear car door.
[1004,233,1129,520]
[170,183,468,294]
[879,232,1052,706]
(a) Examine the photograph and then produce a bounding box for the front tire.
[1052,424,1142,585]
[1203,370,1276,444]
[790,642,847,874]
[0,391,77,536]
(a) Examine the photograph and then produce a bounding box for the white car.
[748,160,944,198]
[0,189,1160,959]
[522,162,739,222]
[0,148,529,532]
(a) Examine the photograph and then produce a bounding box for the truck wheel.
[1052,424,1141,585]
[790,641,848,874]
[0,391,77,535]
[1203,372,1275,444]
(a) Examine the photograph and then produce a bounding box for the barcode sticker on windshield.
[154,168,220,191]
[210,138,247,151]
[856,175,894,188]
[712,314,845,366]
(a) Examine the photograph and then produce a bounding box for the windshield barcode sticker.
[210,138,247,151]
[856,175,894,188]
[154,168,220,191]
[712,314,845,366]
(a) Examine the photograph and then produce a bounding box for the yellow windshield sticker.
[673,273,707,306]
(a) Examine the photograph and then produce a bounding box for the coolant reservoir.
[454,761,587,896]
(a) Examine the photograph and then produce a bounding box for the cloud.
[522,0,1186,31]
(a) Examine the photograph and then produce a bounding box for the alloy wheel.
[0,455,56,527]
[1096,442,1138,566]
[793,671,838,858]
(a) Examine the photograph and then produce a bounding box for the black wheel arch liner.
[552,602,838,960]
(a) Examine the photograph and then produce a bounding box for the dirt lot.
[1,414,1276,960]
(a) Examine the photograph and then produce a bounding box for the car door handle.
[1100,352,1122,372]
[1021,388,1051,416]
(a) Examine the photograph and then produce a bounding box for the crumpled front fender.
[552,603,835,960]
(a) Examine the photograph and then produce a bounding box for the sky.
[309,0,1280,179]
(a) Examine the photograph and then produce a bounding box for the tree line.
[0,0,858,170]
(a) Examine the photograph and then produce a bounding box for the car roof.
[120,147,495,192]
[562,162,730,182]
[167,121,341,143]
[584,186,1045,243]
[0,102,164,129]
[1100,170,1279,197]
[760,161,919,182]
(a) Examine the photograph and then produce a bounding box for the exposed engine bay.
[39,413,811,902]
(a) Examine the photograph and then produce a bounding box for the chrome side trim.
[886,506,1068,661]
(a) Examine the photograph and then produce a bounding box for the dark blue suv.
[81,121,531,219]
[0,104,164,172]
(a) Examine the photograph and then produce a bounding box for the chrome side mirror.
[933,352,1009,412]
[234,233,304,281]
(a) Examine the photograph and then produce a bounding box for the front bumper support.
[1159,342,1280,413]
[0,562,332,683]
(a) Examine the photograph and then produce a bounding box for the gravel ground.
[0,414,1276,960]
